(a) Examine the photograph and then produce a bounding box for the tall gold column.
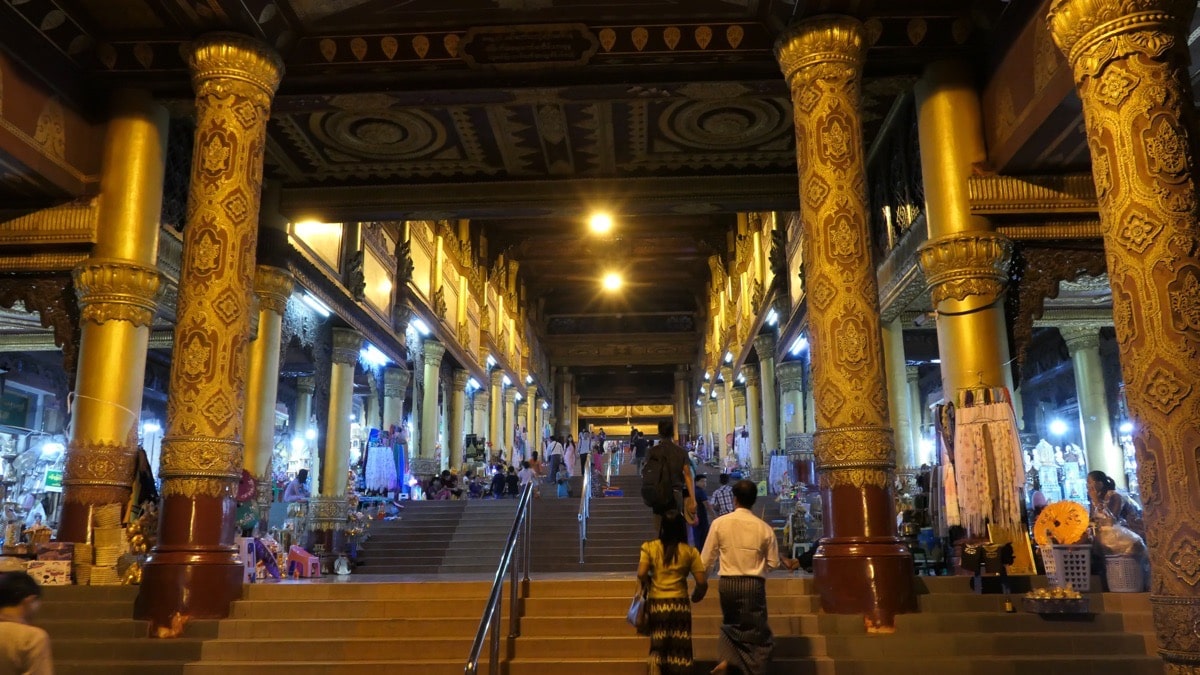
[1049,4,1200,667]
[755,334,781,453]
[489,369,504,452]
[882,318,917,469]
[383,366,410,431]
[320,328,360,497]
[1060,324,1123,483]
[308,328,359,551]
[720,366,736,449]
[137,33,283,629]
[713,386,729,458]
[744,364,764,469]
[906,366,924,459]
[674,368,690,441]
[803,356,817,433]
[777,361,805,444]
[420,340,445,459]
[449,369,468,470]
[473,390,489,445]
[294,376,316,479]
[61,89,167,543]
[242,266,293,528]
[776,16,915,626]
[526,385,538,451]
[732,387,747,430]
[915,61,1015,397]
[503,387,517,462]
[571,393,580,437]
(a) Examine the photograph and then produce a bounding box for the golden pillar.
[674,368,689,441]
[60,89,167,543]
[915,61,1015,397]
[1049,3,1200,667]
[755,334,781,453]
[383,366,410,431]
[242,266,292,529]
[487,369,502,449]
[1060,324,1123,484]
[906,366,925,459]
[449,369,468,469]
[503,387,517,462]
[882,318,917,469]
[294,376,316,477]
[776,16,915,625]
[137,33,283,629]
[526,385,538,451]
[777,361,805,441]
[732,387,747,430]
[719,366,736,449]
[321,328,360,497]
[242,268,292,479]
[713,386,729,458]
[309,328,359,551]
[744,364,764,469]
[420,340,445,458]
[571,393,580,438]
[473,390,489,445]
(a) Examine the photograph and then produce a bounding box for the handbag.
[626,581,650,635]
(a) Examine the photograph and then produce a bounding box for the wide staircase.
[41,574,1161,674]
[530,473,655,573]
[355,498,518,574]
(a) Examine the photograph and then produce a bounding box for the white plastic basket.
[1105,555,1145,593]
[1041,544,1091,592]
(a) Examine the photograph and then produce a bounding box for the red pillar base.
[134,552,243,634]
[813,539,917,630]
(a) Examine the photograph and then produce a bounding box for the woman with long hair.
[637,513,708,675]
[1086,470,1144,537]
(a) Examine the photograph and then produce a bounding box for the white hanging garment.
[952,401,1026,537]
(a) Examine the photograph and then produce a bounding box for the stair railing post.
[509,543,519,638]
[523,497,531,582]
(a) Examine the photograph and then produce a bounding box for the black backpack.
[640,445,676,512]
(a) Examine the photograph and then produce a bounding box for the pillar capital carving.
[905,365,921,383]
[504,387,517,402]
[674,366,688,382]
[776,360,805,392]
[719,366,734,383]
[296,375,316,395]
[253,265,293,315]
[73,258,163,327]
[732,389,747,407]
[1047,0,1193,68]
[917,232,1014,305]
[527,384,538,398]
[775,15,866,87]
[452,368,470,391]
[491,369,505,387]
[383,366,410,397]
[712,388,726,401]
[1059,324,1105,353]
[186,32,284,105]
[473,390,490,410]
[331,328,362,365]
[753,333,777,361]
[422,339,446,365]
[742,363,761,388]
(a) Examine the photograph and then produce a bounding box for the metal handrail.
[578,463,592,564]
[464,481,533,675]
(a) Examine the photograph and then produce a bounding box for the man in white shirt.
[700,480,798,675]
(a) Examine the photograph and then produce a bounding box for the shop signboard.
[0,392,29,427]
[43,468,63,493]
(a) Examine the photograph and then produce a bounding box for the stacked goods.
[87,504,127,585]
[73,543,93,585]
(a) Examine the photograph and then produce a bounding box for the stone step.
[214,617,486,639]
[243,581,493,600]
[199,637,479,661]
[57,660,192,675]
[181,660,494,675]
[823,656,1164,675]
[228,599,488,619]
[520,594,819,616]
[52,638,206,661]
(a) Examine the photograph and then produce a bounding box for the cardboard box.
[26,560,72,586]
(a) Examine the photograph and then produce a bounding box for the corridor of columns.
[0,0,1197,672]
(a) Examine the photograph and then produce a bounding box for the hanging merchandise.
[951,396,1026,537]
[364,441,399,492]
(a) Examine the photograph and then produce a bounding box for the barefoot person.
[700,480,799,675]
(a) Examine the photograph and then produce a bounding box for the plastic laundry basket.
[1105,555,1145,593]
[1041,544,1092,592]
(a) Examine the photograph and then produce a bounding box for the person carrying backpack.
[641,420,697,527]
